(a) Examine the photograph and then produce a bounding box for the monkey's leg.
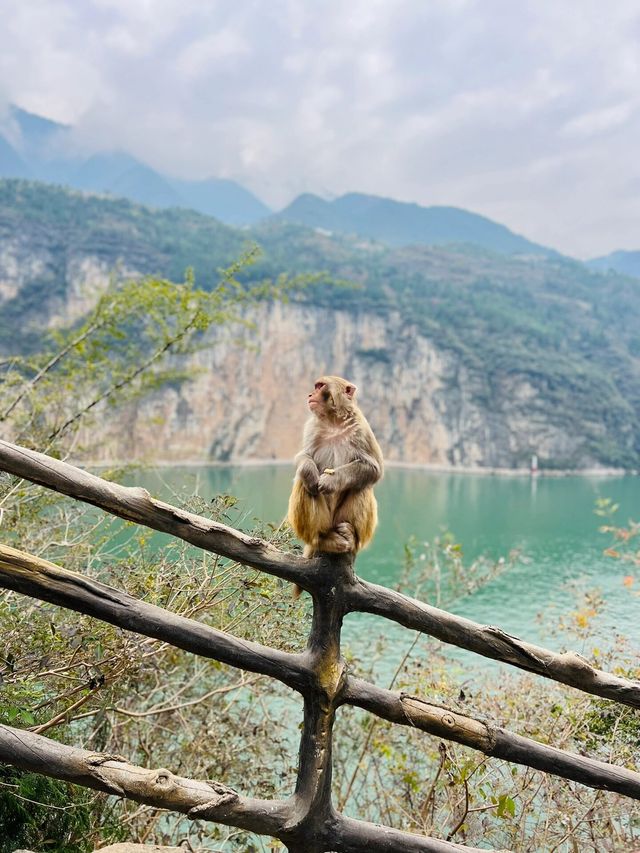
[316,522,356,554]
[332,488,378,552]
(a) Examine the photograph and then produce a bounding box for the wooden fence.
[0,438,638,852]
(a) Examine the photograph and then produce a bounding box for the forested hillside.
[1,179,639,468]
[272,191,555,255]
[588,249,640,279]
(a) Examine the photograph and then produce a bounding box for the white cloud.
[562,102,637,138]
[0,0,639,256]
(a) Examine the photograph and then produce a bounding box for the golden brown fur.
[288,375,383,568]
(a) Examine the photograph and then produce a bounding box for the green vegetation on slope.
[588,249,640,279]
[272,191,555,255]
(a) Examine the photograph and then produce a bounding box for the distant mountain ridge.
[0,105,271,225]
[587,250,640,279]
[272,192,557,256]
[3,105,640,264]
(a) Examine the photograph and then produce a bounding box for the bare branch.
[109,676,260,718]
[0,544,310,692]
[0,724,289,837]
[347,579,640,708]
[0,439,318,591]
[343,678,640,800]
[0,319,102,421]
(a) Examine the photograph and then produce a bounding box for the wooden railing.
[0,438,638,852]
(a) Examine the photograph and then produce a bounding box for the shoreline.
[84,457,637,478]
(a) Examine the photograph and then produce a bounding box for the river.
[134,465,639,675]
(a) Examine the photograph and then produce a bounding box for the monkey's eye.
[315,382,325,390]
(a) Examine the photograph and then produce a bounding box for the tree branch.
[0,439,319,592]
[343,677,640,800]
[347,579,640,708]
[0,319,102,421]
[0,724,289,836]
[331,812,496,852]
[0,544,310,692]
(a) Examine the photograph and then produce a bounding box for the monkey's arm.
[318,455,382,493]
[295,453,321,496]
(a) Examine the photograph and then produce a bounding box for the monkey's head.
[307,375,357,421]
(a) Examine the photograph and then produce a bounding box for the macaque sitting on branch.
[288,376,383,589]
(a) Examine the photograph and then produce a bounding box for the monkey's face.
[308,376,356,419]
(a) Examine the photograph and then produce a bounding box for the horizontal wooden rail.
[0,725,490,853]
[346,580,640,708]
[343,677,640,800]
[0,439,318,592]
[0,723,289,836]
[0,544,310,692]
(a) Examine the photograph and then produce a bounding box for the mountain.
[170,177,272,225]
[587,250,640,279]
[7,105,69,161]
[71,153,182,208]
[0,135,28,178]
[70,151,144,191]
[0,105,271,225]
[68,152,269,221]
[273,192,556,256]
[1,178,639,470]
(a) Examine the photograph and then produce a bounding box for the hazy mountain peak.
[0,105,271,225]
[275,191,555,256]
[587,250,640,279]
[10,104,69,139]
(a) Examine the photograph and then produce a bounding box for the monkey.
[287,376,383,592]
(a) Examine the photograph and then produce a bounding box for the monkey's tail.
[292,584,302,600]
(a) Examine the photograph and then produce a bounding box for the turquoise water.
[134,466,639,671]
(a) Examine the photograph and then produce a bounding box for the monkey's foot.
[319,522,356,553]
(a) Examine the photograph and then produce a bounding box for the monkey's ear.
[345,384,357,398]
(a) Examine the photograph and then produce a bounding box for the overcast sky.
[1,0,639,257]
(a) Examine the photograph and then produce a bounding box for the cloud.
[562,102,637,138]
[1,0,639,256]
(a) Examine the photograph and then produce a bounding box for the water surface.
[135,466,639,672]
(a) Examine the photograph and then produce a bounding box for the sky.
[1,0,639,258]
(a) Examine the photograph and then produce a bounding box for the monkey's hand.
[303,478,320,497]
[317,471,339,494]
[296,457,321,496]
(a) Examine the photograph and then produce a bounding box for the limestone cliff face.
[86,301,573,468]
[0,233,135,324]
[0,240,599,468]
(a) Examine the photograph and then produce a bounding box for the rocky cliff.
[83,301,597,469]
